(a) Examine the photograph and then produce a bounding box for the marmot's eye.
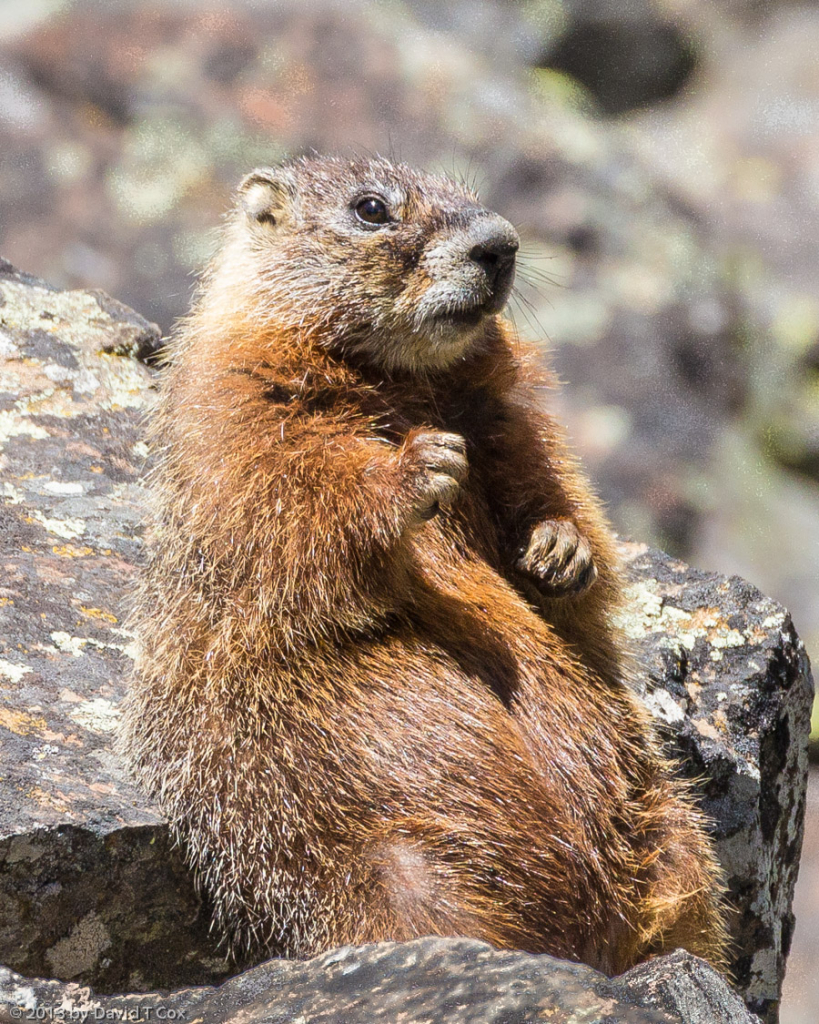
[354,196,389,226]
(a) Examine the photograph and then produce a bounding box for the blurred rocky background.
[0,0,816,1019]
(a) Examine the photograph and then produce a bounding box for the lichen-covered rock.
[0,264,811,1020]
[0,938,760,1024]
[617,544,814,1022]
[0,260,232,991]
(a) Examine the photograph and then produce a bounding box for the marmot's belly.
[313,602,643,839]
[251,622,644,965]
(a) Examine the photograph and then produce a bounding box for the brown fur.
[123,155,728,973]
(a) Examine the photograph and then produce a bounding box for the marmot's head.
[215,155,519,373]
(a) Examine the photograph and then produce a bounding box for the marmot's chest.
[366,384,494,447]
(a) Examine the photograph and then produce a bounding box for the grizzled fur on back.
[124,154,728,972]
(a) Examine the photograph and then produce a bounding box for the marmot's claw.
[403,430,468,522]
[517,519,597,596]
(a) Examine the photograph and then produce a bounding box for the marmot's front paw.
[402,430,468,523]
[517,519,597,596]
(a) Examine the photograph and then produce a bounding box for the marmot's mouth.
[433,302,489,328]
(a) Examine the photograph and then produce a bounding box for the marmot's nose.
[467,215,519,309]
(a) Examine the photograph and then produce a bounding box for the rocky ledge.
[0,262,813,1023]
[0,941,759,1024]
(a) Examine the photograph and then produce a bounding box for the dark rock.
[620,948,760,1024]
[542,15,698,115]
[0,939,760,1024]
[0,265,811,1020]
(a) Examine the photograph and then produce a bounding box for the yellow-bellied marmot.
[123,155,728,973]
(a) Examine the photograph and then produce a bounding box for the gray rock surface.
[0,938,760,1024]
[0,264,811,1020]
[622,949,761,1024]
[0,260,232,991]
[617,542,814,1022]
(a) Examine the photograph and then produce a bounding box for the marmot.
[124,155,728,974]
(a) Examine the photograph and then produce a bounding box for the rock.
[537,2,699,115]
[0,264,811,1019]
[617,542,814,1023]
[0,260,232,992]
[0,938,761,1024]
[621,948,761,1024]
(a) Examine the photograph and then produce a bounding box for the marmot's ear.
[238,168,296,228]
